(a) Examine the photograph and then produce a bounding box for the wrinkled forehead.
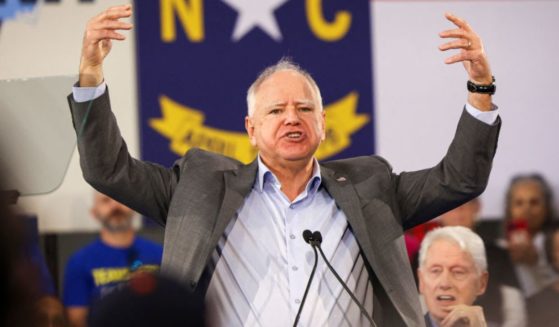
[425,239,475,268]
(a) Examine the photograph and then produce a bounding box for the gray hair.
[418,226,487,275]
[246,57,323,116]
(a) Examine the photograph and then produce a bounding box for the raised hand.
[439,13,494,111]
[79,5,133,87]
[439,13,492,84]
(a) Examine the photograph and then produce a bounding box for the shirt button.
[290,234,296,240]
[295,299,301,304]
[292,266,298,271]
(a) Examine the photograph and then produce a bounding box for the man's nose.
[284,107,301,124]
[438,271,453,289]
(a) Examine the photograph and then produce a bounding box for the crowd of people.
[406,174,559,326]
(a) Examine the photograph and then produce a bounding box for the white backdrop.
[0,0,557,232]
[372,0,559,220]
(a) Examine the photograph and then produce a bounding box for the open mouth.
[284,131,303,139]
[436,295,456,302]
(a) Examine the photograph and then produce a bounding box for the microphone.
[302,229,314,244]
[301,230,377,327]
[293,230,319,327]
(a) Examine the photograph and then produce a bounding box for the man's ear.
[477,271,489,296]
[245,116,256,146]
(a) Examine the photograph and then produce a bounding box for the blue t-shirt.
[63,237,163,306]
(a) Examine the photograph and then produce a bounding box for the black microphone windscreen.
[302,230,313,243]
[312,231,322,244]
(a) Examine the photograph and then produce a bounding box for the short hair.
[504,173,556,230]
[418,226,487,275]
[246,57,323,116]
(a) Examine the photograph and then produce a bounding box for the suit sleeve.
[393,108,501,230]
[67,88,180,225]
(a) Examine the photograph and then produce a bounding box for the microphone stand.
[297,230,377,327]
[315,241,376,327]
[293,230,319,327]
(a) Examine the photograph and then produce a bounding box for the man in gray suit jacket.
[69,5,500,326]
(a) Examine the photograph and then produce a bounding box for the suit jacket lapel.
[208,159,259,251]
[320,165,374,257]
[321,164,424,326]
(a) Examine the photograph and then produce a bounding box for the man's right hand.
[441,304,487,327]
[79,4,133,87]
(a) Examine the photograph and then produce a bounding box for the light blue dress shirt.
[205,157,373,326]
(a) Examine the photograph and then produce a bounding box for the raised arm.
[397,14,500,229]
[70,5,179,224]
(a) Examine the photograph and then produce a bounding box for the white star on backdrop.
[222,0,288,42]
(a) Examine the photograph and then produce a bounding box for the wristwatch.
[467,76,496,95]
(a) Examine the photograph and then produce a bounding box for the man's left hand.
[439,13,494,111]
[439,13,493,85]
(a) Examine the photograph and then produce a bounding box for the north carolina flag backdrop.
[134,0,375,166]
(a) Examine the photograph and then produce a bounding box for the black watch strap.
[467,76,496,95]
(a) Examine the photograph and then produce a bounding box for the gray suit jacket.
[68,90,500,326]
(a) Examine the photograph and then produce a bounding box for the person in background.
[502,174,558,297]
[439,198,526,327]
[418,226,489,327]
[63,192,163,327]
[526,224,559,326]
[1,185,68,327]
[20,212,69,327]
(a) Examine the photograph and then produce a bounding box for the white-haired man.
[419,226,489,327]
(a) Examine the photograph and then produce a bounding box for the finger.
[444,51,478,65]
[445,12,472,32]
[441,310,467,327]
[439,39,471,51]
[441,312,459,327]
[94,20,134,31]
[439,28,468,39]
[444,53,466,65]
[85,29,127,44]
[93,5,132,23]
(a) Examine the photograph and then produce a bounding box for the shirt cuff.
[72,82,107,103]
[464,102,499,125]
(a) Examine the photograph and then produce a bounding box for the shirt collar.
[256,156,322,195]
